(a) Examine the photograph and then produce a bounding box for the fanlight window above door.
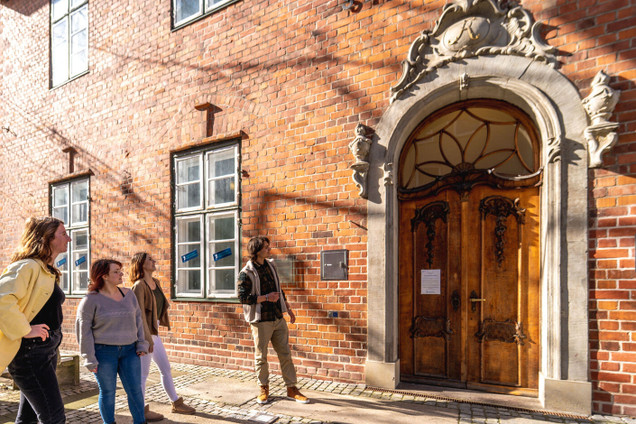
[399,100,541,197]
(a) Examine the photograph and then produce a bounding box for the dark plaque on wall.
[321,250,348,280]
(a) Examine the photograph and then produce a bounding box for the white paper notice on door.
[421,269,441,295]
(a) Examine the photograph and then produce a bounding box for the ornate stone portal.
[391,0,557,103]
[364,0,621,415]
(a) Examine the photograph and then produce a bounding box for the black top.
[30,270,65,331]
[238,261,286,322]
[153,285,166,319]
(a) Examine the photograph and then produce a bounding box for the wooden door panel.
[466,187,540,389]
[399,185,539,391]
[399,191,461,380]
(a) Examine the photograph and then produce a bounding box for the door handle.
[469,290,485,312]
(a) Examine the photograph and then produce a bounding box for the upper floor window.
[172,142,240,299]
[51,0,88,87]
[173,0,236,28]
[51,178,90,295]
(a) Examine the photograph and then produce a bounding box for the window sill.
[171,297,240,303]
[171,0,242,31]
[50,70,90,91]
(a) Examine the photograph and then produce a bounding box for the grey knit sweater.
[75,289,149,370]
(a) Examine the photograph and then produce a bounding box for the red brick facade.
[0,0,634,416]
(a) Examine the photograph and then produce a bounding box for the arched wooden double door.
[398,100,541,393]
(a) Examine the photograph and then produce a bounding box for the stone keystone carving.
[349,124,373,198]
[583,71,621,168]
[391,0,557,102]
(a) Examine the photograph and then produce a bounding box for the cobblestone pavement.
[1,362,636,424]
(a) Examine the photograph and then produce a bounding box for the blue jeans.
[94,343,145,424]
[8,328,65,424]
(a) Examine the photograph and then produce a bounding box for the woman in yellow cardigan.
[130,252,195,421]
[0,216,71,424]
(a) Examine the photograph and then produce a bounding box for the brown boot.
[286,386,309,404]
[144,404,164,422]
[256,385,269,404]
[171,397,195,415]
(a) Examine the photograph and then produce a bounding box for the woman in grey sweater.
[76,259,148,424]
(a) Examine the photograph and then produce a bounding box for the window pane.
[176,216,203,296]
[73,230,88,250]
[177,183,201,209]
[175,0,202,24]
[70,6,87,32]
[71,180,88,202]
[177,218,200,243]
[207,148,236,206]
[51,0,68,21]
[177,270,201,293]
[52,185,69,225]
[177,157,200,183]
[209,241,234,267]
[53,186,68,206]
[213,216,235,240]
[70,0,86,10]
[55,252,69,292]
[71,180,89,224]
[178,244,201,268]
[176,157,201,209]
[211,268,235,291]
[210,177,235,205]
[52,19,69,86]
[73,270,88,292]
[206,0,230,9]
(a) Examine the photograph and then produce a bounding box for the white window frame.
[173,0,237,28]
[173,143,240,299]
[51,0,89,87]
[51,178,90,295]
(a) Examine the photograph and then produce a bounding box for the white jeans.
[140,332,179,403]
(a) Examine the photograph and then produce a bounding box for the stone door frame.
[365,55,592,414]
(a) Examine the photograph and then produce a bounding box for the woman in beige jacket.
[130,252,195,421]
[0,217,71,424]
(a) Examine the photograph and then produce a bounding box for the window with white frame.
[173,0,237,28]
[51,178,90,295]
[173,143,240,299]
[51,0,88,87]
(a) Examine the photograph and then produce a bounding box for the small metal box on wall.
[321,249,348,280]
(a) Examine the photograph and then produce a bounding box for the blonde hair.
[11,216,64,264]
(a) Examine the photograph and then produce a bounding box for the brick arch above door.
[365,54,592,415]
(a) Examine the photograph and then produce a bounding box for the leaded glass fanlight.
[399,100,541,198]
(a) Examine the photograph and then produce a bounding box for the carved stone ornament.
[349,123,373,198]
[391,0,557,103]
[583,71,621,168]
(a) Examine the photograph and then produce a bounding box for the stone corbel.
[349,124,373,198]
[583,71,620,168]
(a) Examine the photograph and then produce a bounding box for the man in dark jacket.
[237,236,309,405]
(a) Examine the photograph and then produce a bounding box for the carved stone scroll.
[583,71,621,168]
[475,318,527,345]
[349,124,373,198]
[391,0,557,102]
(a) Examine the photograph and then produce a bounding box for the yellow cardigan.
[0,259,56,371]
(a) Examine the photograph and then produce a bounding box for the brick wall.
[1,0,635,414]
